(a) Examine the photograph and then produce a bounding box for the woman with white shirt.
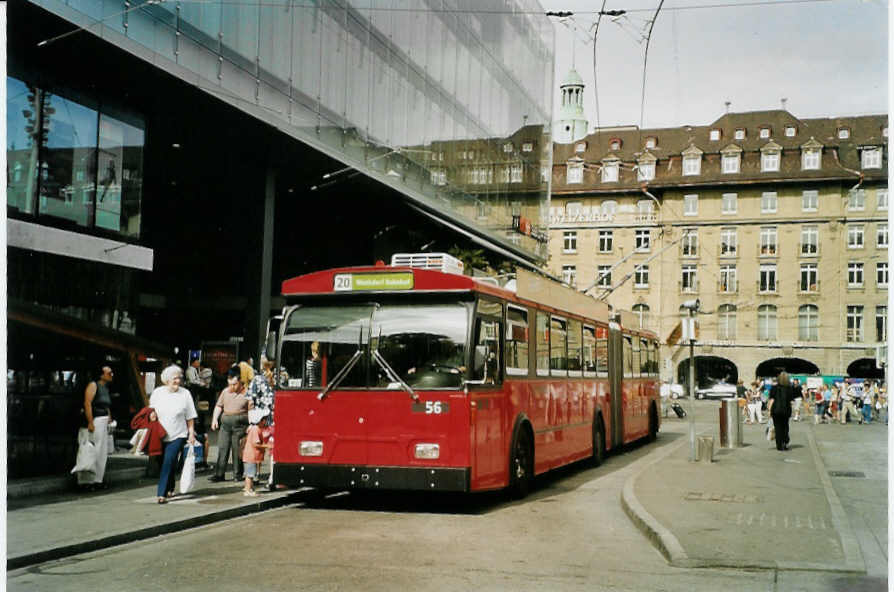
[149,364,198,504]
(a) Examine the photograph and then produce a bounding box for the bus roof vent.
[391,252,465,275]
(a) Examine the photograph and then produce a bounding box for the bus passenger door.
[470,315,504,489]
[607,326,624,449]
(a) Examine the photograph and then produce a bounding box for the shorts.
[244,462,258,478]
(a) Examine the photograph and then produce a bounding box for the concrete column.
[245,167,275,363]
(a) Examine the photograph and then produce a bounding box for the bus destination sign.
[334,272,414,291]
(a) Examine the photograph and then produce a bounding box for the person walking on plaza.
[77,365,115,490]
[245,356,278,490]
[767,372,794,451]
[791,378,803,422]
[209,366,250,482]
[839,380,863,425]
[242,408,273,496]
[149,365,198,504]
[746,381,763,424]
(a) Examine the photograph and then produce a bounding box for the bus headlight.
[414,443,440,459]
[300,441,323,456]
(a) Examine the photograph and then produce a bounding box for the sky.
[538,0,889,130]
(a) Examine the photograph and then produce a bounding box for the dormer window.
[761,141,782,172]
[722,152,740,174]
[637,157,656,181]
[575,142,587,153]
[734,129,746,140]
[645,137,657,149]
[683,154,701,176]
[609,138,622,151]
[503,142,513,153]
[785,126,796,137]
[759,127,771,139]
[709,129,721,141]
[802,148,821,170]
[602,159,619,183]
[838,127,850,139]
[566,161,583,184]
[522,142,533,152]
[862,147,882,169]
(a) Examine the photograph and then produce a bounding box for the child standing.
[242,408,273,496]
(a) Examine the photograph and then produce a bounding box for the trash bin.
[697,435,714,463]
[719,398,743,448]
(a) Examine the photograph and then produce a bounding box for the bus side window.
[582,325,597,376]
[567,319,582,375]
[595,326,609,377]
[623,335,633,378]
[550,317,568,376]
[506,306,529,376]
[639,338,651,375]
[536,312,550,376]
[472,317,502,384]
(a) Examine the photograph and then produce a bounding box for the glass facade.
[34,0,554,259]
[7,76,145,238]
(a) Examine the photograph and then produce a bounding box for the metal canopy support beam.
[246,168,276,364]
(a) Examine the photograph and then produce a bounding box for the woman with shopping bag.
[74,366,115,490]
[149,364,197,504]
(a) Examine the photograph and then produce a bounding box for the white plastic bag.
[179,444,196,494]
[71,428,98,473]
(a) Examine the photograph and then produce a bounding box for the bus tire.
[647,403,658,442]
[592,415,606,467]
[509,427,533,499]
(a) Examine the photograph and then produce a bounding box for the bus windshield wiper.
[317,349,363,401]
[372,349,419,402]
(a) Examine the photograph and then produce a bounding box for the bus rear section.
[271,294,484,492]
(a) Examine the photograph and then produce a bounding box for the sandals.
[157,497,167,504]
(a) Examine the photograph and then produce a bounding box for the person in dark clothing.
[768,372,793,451]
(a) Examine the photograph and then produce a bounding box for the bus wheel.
[592,417,606,467]
[509,428,533,499]
[647,403,658,442]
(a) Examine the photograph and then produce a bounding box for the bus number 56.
[425,401,444,414]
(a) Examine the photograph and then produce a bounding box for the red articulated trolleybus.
[267,253,660,497]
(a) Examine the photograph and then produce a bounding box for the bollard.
[697,435,714,463]
[719,398,743,448]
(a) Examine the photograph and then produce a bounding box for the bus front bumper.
[274,463,469,492]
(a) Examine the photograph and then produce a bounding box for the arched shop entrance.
[755,357,820,378]
[677,356,738,390]
[847,358,885,380]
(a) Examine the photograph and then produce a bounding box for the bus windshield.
[279,301,469,390]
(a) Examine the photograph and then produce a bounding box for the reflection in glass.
[97,114,144,236]
[7,77,39,214]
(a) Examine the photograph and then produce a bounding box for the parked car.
[696,381,737,400]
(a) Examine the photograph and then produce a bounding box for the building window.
[633,303,650,329]
[799,305,819,341]
[476,201,488,218]
[761,151,780,172]
[838,128,850,139]
[800,263,818,292]
[847,262,864,287]
[598,230,613,253]
[503,142,513,153]
[877,223,888,248]
[609,139,621,151]
[878,262,889,288]
[720,227,737,255]
[717,304,737,340]
[602,161,619,183]
[430,169,447,185]
[802,189,818,211]
[722,153,740,174]
[760,226,777,255]
[801,226,818,255]
[562,265,577,287]
[759,264,777,292]
[721,192,737,214]
[785,126,796,137]
[759,127,771,139]
[709,129,721,141]
[637,200,655,217]
[861,147,882,169]
[761,191,778,213]
[847,225,864,249]
[682,154,701,176]
[567,163,583,184]
[596,265,611,287]
[635,229,651,251]
[645,137,657,149]
[847,305,863,342]
[681,230,698,257]
[522,142,533,152]
[719,265,737,292]
[563,231,577,253]
[681,265,697,292]
[637,161,655,181]
[878,189,888,210]
[499,166,510,184]
[575,142,587,153]
[877,306,887,342]
[683,194,698,215]
[848,189,865,211]
[541,166,550,183]
[801,149,821,170]
[634,265,649,288]
[734,129,746,140]
[758,305,777,340]
[510,164,522,183]
[601,200,617,216]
